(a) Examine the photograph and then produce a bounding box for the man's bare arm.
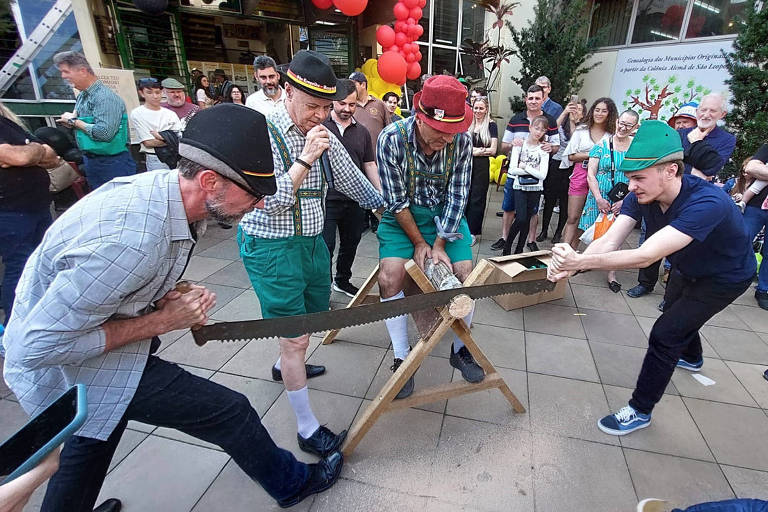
[363,161,382,191]
[746,159,768,181]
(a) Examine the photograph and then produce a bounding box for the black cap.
[285,50,347,100]
[178,104,276,197]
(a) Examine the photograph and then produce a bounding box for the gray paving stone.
[445,367,529,426]
[580,309,648,347]
[96,435,229,511]
[465,323,526,370]
[196,282,247,316]
[624,448,734,507]
[705,305,757,330]
[181,255,231,282]
[202,260,253,288]
[306,341,386,398]
[108,429,149,472]
[311,479,428,512]
[725,360,768,409]
[571,283,632,314]
[671,358,758,407]
[590,341,658,390]
[472,298,524,330]
[525,332,600,382]
[523,303,586,339]
[158,331,249,371]
[700,325,768,365]
[685,397,768,471]
[604,385,713,461]
[531,435,637,512]
[731,304,768,333]
[0,399,29,439]
[528,373,618,445]
[208,288,262,322]
[720,465,768,500]
[625,293,664,319]
[194,238,240,260]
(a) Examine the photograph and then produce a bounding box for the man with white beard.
[246,55,286,117]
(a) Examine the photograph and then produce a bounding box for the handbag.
[606,137,629,202]
[74,114,129,156]
[517,174,539,186]
[593,213,615,240]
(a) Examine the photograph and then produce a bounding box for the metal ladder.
[0,0,73,96]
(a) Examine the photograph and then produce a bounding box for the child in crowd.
[503,115,550,255]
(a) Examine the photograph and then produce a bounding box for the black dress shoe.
[297,426,347,457]
[552,233,562,244]
[495,211,504,217]
[626,284,654,298]
[527,241,539,252]
[272,364,326,382]
[277,451,344,508]
[93,498,121,512]
[390,357,414,399]
[536,232,547,243]
[490,238,506,251]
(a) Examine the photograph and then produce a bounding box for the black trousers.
[539,161,570,239]
[629,271,751,415]
[638,259,663,288]
[465,155,490,235]
[503,189,541,255]
[322,199,366,284]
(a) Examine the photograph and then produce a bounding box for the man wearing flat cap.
[3,104,343,511]
[376,75,484,399]
[238,50,383,458]
[547,120,755,437]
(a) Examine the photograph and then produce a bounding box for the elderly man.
[535,76,563,120]
[53,51,135,190]
[2,105,343,511]
[245,55,286,116]
[548,121,754,436]
[376,75,482,399]
[161,77,199,129]
[237,51,384,457]
[627,93,737,299]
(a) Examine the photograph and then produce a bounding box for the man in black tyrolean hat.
[237,51,384,459]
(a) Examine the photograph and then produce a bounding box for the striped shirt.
[2,169,201,440]
[74,79,127,142]
[239,103,383,239]
[502,111,560,148]
[377,116,472,235]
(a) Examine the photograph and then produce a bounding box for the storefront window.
[432,47,457,75]
[433,0,459,46]
[589,0,634,46]
[419,0,431,43]
[685,0,746,38]
[461,1,485,44]
[631,0,688,43]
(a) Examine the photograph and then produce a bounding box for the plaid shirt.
[2,169,200,440]
[377,116,472,235]
[239,104,383,239]
[75,79,127,142]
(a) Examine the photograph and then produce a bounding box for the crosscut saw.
[191,278,555,346]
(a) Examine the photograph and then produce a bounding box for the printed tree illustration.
[621,75,711,121]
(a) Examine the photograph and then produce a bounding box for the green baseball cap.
[161,77,185,89]
[619,120,684,173]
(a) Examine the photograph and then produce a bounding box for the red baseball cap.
[413,75,473,134]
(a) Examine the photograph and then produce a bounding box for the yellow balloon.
[489,155,507,185]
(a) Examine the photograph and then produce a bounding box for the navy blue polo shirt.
[678,126,736,177]
[620,174,755,283]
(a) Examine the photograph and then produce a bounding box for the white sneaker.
[636,498,671,512]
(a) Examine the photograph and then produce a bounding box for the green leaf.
[634,89,641,95]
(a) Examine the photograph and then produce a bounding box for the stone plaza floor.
[2,186,768,511]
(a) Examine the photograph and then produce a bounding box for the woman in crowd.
[224,84,247,105]
[538,100,585,243]
[382,92,403,121]
[577,109,638,291]
[466,95,498,246]
[562,97,618,249]
[194,75,214,109]
[502,115,549,255]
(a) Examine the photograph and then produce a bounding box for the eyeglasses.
[618,122,636,129]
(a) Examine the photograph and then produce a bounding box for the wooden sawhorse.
[321,258,526,456]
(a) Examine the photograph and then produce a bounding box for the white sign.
[610,40,733,122]
[93,67,140,141]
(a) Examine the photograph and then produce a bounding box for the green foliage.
[722,0,768,177]
[506,0,605,112]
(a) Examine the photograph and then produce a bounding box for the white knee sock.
[274,357,281,370]
[382,290,410,360]
[453,306,475,353]
[286,386,320,439]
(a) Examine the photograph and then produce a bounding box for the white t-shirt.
[130,105,182,153]
[562,126,609,167]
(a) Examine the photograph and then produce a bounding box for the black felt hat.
[284,50,347,101]
[178,104,276,197]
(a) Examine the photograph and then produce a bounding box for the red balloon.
[376,25,396,48]
[389,44,400,53]
[406,53,417,63]
[415,50,423,61]
[406,24,418,38]
[332,0,367,16]
[311,0,333,8]
[393,2,410,20]
[414,24,424,38]
[403,0,419,7]
[409,7,422,19]
[394,31,408,47]
[406,17,416,25]
[394,21,408,33]
[378,50,408,85]
[406,62,421,81]
[418,0,426,6]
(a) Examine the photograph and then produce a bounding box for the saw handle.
[174,281,207,346]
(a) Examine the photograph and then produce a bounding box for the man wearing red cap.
[376,75,483,399]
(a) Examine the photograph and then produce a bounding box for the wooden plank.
[384,374,505,411]
[322,264,380,345]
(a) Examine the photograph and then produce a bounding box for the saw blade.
[192,279,555,345]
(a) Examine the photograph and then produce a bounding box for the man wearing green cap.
[548,120,755,436]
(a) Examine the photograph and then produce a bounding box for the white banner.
[610,40,733,122]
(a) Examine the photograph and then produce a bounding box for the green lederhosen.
[377,120,473,262]
[237,121,331,324]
